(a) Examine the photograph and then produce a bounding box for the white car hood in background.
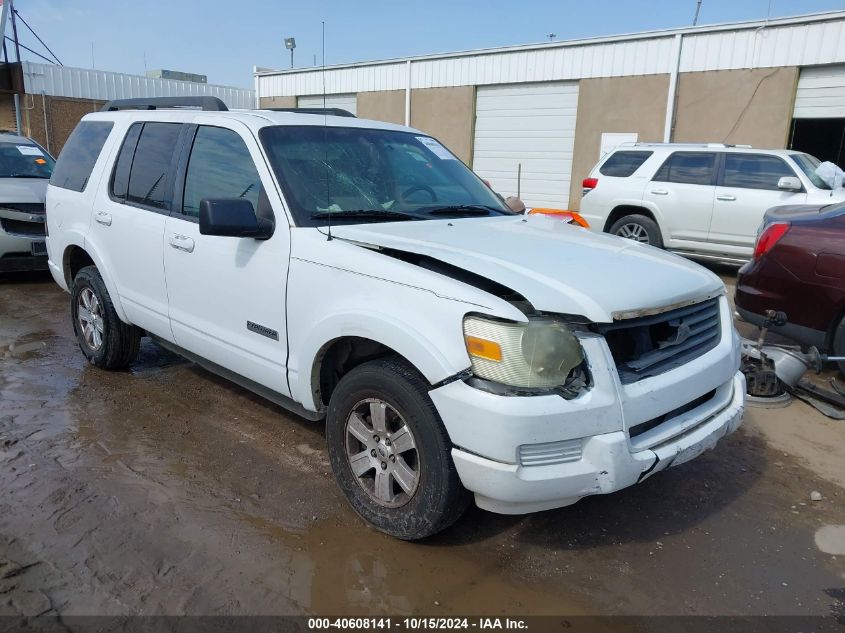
[0,178,48,203]
[330,214,723,323]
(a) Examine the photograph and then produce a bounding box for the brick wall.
[20,95,106,156]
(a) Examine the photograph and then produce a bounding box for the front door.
[163,122,291,396]
[710,153,807,256]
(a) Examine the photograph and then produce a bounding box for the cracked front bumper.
[441,372,745,515]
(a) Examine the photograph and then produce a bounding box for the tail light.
[582,177,598,196]
[753,222,789,260]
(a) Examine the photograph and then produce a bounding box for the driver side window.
[182,126,261,218]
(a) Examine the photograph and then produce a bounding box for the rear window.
[50,121,113,192]
[125,122,182,210]
[599,151,653,177]
[653,152,716,186]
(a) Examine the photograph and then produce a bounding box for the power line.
[4,36,55,64]
[11,8,62,65]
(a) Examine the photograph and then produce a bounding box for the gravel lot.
[1,270,844,618]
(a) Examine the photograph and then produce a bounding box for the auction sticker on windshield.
[416,136,455,160]
[17,145,43,156]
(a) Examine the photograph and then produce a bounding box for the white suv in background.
[579,143,845,264]
[46,99,744,539]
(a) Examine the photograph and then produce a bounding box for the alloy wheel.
[615,222,650,243]
[77,287,104,351]
[344,398,420,508]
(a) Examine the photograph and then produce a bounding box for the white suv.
[46,98,744,539]
[579,143,845,264]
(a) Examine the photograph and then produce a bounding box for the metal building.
[0,61,254,155]
[255,10,845,210]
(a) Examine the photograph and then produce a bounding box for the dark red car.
[735,203,845,372]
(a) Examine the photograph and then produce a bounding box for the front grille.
[518,438,582,467]
[0,218,46,236]
[598,297,721,384]
[0,203,45,214]
[629,389,717,439]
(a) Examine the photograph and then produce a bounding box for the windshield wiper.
[310,209,421,221]
[5,174,49,179]
[420,205,502,217]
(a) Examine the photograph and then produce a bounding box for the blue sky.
[15,0,845,88]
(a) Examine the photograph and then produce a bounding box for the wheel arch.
[62,242,129,322]
[291,314,467,414]
[603,205,660,233]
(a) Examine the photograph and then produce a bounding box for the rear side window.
[122,122,182,210]
[599,151,653,177]
[181,126,261,218]
[722,154,796,191]
[50,121,113,192]
[653,152,716,186]
[110,123,142,201]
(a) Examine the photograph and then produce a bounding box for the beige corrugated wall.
[569,75,670,210]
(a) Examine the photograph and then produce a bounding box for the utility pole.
[9,0,21,134]
[692,0,703,26]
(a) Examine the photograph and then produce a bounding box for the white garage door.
[472,82,579,209]
[794,65,845,118]
[297,93,357,115]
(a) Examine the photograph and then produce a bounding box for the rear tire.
[325,357,470,540]
[71,265,141,369]
[609,214,663,248]
[832,317,845,377]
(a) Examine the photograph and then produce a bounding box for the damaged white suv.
[46,98,744,539]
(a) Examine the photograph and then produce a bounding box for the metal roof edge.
[253,10,845,78]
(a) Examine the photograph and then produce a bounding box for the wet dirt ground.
[1,271,844,618]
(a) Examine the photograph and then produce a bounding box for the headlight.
[463,315,584,389]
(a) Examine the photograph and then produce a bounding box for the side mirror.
[777,176,802,192]
[199,198,274,239]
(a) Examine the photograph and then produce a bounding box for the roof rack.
[264,107,356,118]
[100,97,228,112]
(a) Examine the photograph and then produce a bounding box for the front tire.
[609,214,663,248]
[71,265,141,369]
[325,358,470,540]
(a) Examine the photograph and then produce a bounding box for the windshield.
[259,126,511,226]
[790,153,830,190]
[0,142,54,178]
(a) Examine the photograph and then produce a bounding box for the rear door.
[710,153,807,255]
[642,151,717,248]
[163,121,291,396]
[91,121,183,340]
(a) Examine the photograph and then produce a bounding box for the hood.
[330,214,723,323]
[0,178,48,204]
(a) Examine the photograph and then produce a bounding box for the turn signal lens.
[464,335,502,362]
[753,222,789,260]
[527,208,590,228]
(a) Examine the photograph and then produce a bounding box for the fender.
[75,234,130,323]
[289,310,471,412]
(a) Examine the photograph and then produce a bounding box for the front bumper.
[0,229,48,272]
[429,297,744,514]
[443,372,743,514]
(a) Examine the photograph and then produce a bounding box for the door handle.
[716,194,737,201]
[94,211,112,226]
[650,189,669,195]
[169,234,195,253]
